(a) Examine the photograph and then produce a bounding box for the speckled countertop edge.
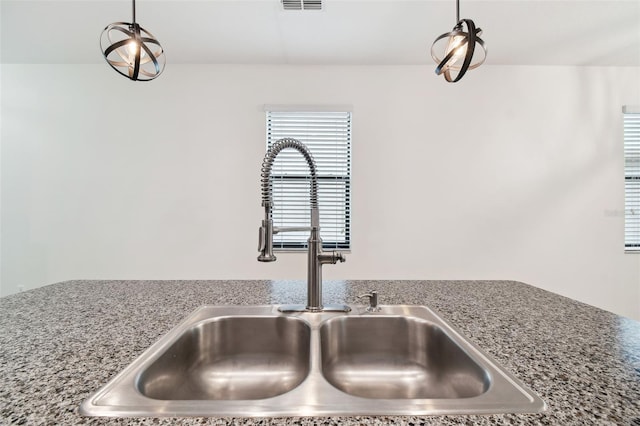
[1,279,639,426]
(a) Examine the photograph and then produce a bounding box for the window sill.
[274,249,351,254]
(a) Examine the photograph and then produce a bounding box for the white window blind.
[266,110,351,250]
[624,110,640,252]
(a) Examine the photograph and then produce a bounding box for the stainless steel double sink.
[80,305,546,417]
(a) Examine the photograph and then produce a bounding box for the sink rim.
[80,304,547,418]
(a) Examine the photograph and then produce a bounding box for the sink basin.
[81,305,546,417]
[320,316,489,399]
[137,316,310,400]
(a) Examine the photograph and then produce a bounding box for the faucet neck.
[261,138,318,210]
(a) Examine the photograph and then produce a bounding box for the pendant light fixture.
[100,0,165,81]
[431,0,486,83]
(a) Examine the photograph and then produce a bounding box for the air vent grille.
[282,0,322,11]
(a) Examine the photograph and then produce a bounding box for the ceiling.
[1,0,639,66]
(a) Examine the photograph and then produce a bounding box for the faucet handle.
[358,290,380,312]
[318,251,346,265]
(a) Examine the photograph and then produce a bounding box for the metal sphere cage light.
[100,0,165,81]
[431,0,486,83]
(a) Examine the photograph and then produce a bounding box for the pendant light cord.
[132,0,136,24]
[455,0,460,23]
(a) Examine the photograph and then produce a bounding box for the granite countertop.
[0,279,639,425]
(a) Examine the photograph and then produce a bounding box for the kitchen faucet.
[258,138,350,313]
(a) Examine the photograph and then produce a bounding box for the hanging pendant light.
[100,0,165,81]
[431,0,486,83]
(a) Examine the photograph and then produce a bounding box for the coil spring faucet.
[258,138,349,313]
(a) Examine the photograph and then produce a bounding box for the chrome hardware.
[257,138,349,313]
[257,220,276,262]
[358,290,380,312]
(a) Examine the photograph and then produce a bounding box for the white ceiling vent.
[282,0,322,11]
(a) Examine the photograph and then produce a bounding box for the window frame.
[265,108,352,252]
[624,106,640,253]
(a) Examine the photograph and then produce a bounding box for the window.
[624,107,640,252]
[266,110,351,250]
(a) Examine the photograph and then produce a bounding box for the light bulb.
[125,40,147,64]
[443,34,467,70]
[126,40,139,56]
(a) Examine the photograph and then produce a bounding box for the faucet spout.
[258,203,277,262]
[258,138,319,263]
[257,138,349,313]
[260,138,319,224]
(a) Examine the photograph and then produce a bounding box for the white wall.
[2,64,640,320]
